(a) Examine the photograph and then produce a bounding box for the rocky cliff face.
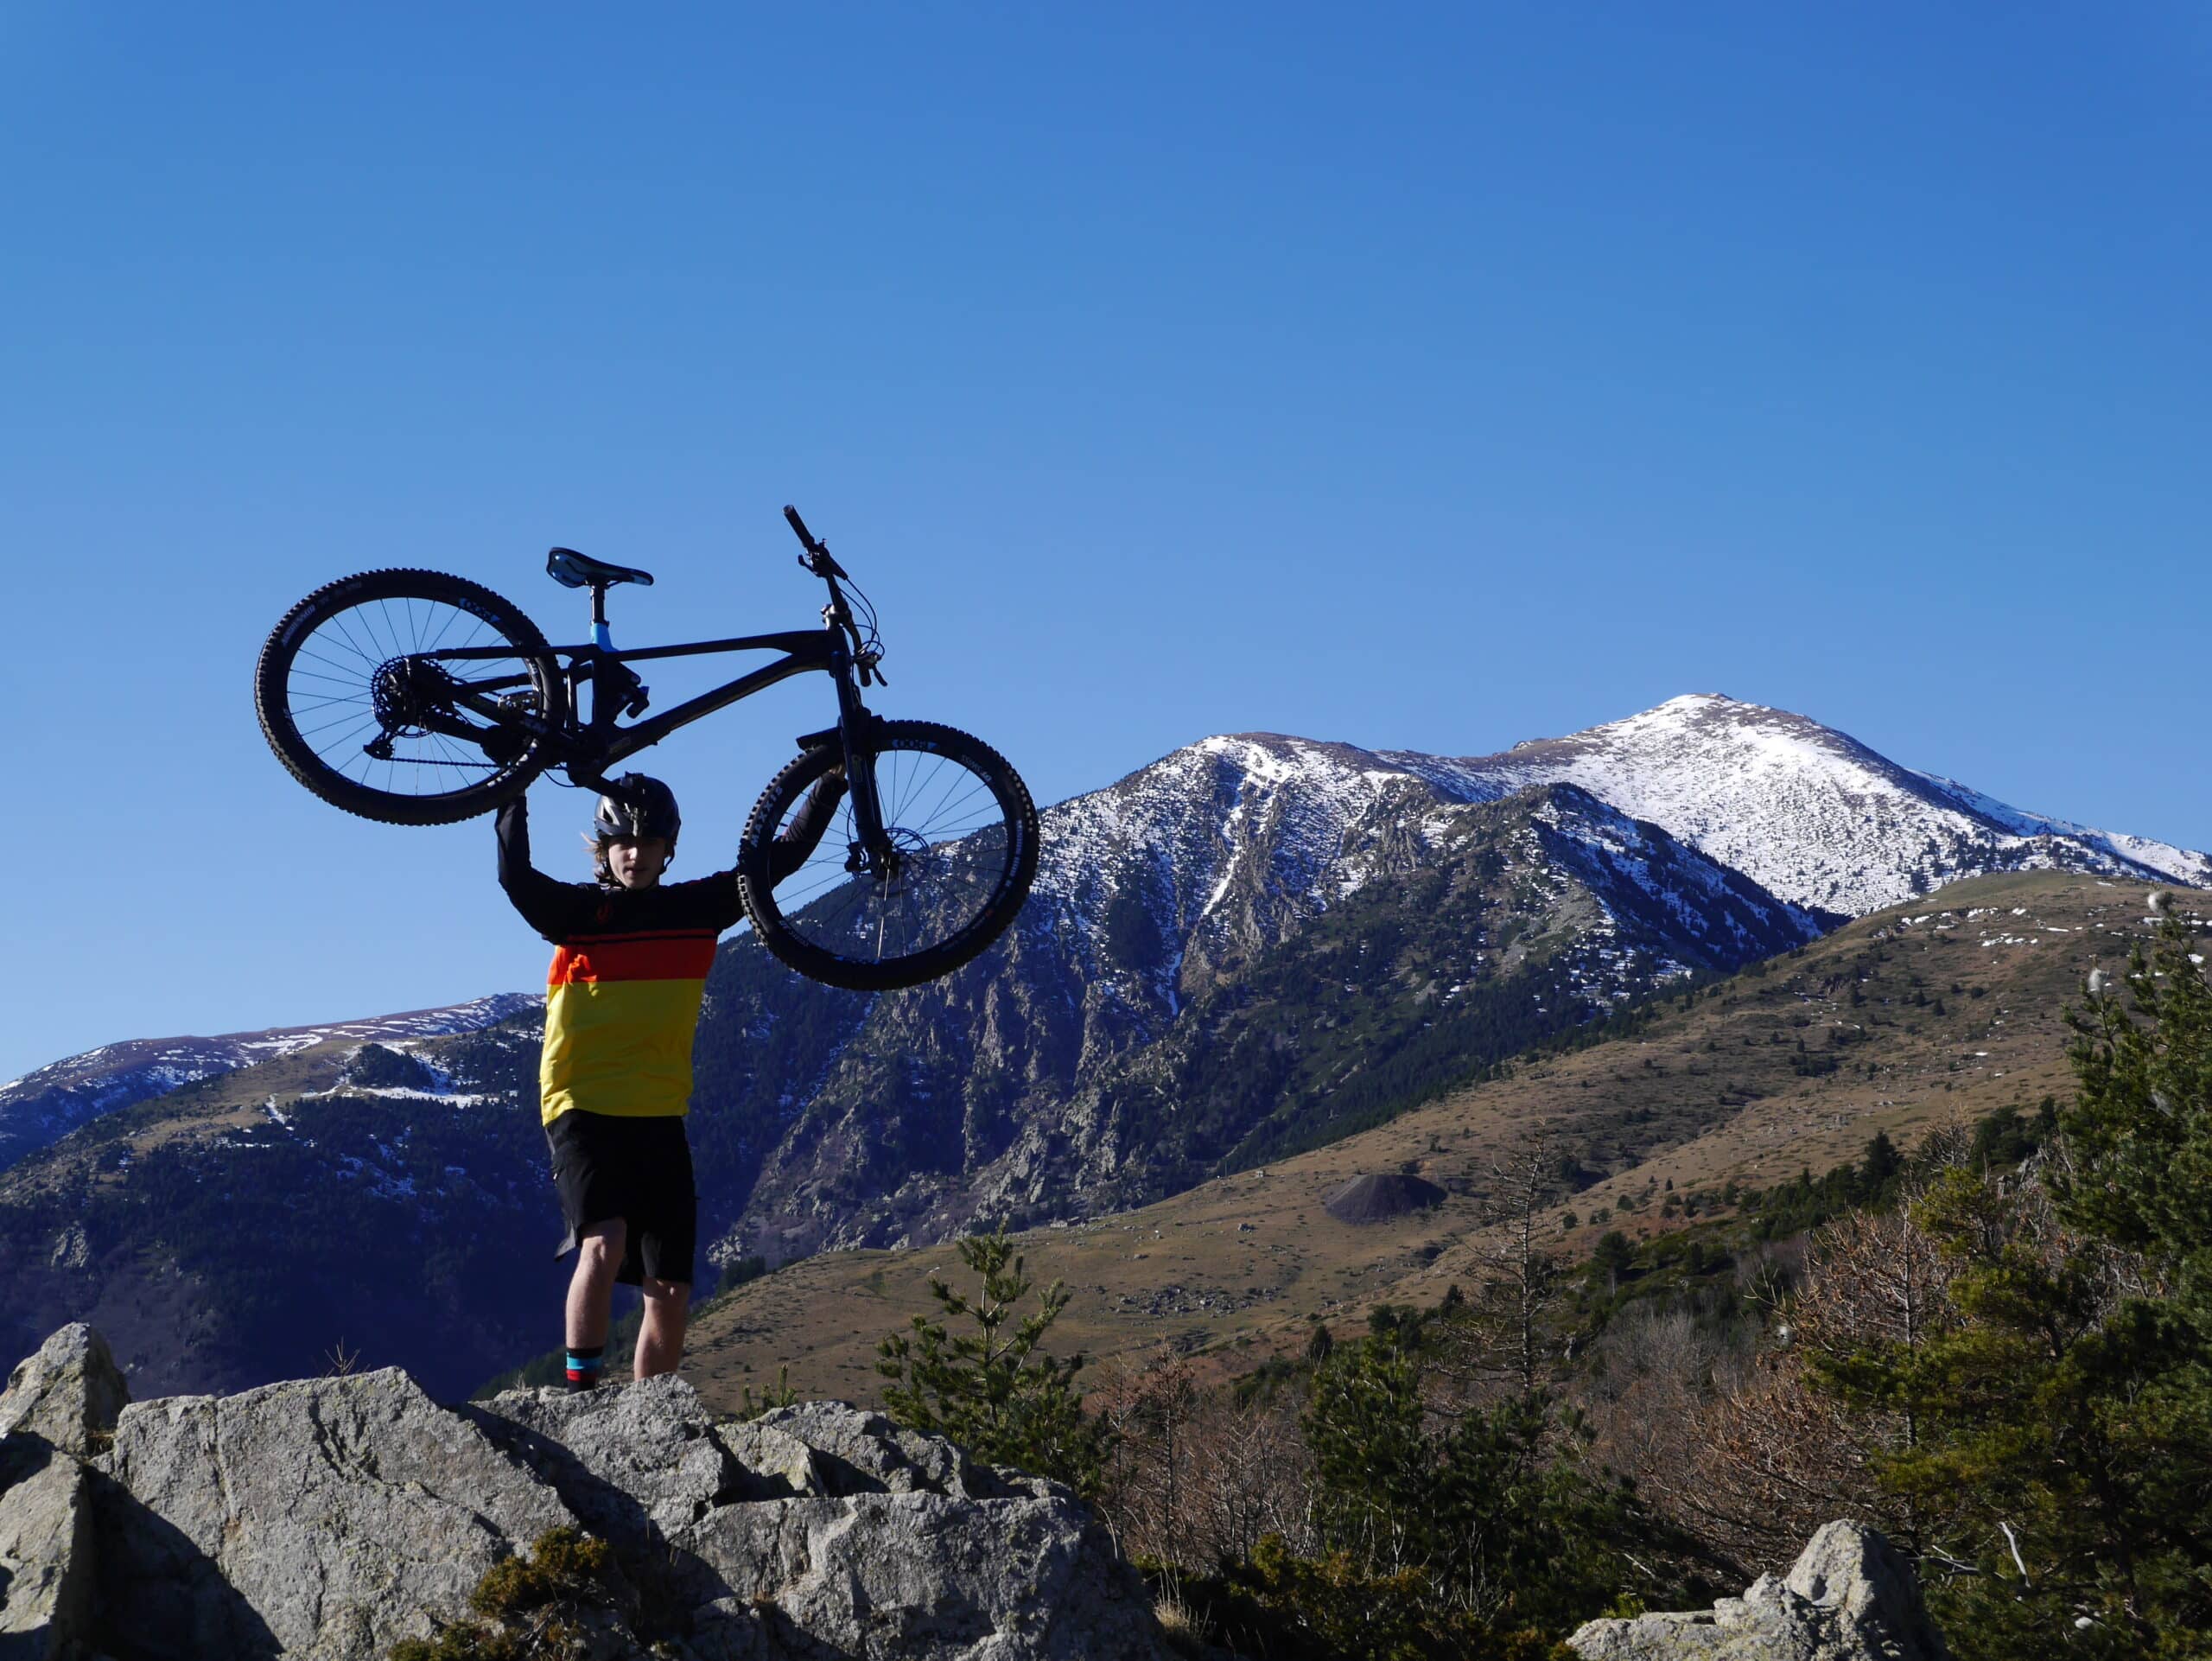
[0,1322,1166,1661]
[720,776,1819,1263]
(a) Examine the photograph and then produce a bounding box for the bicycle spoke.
[766,739,1021,971]
[310,717,379,760]
[906,764,972,840]
[891,752,931,825]
[277,589,543,805]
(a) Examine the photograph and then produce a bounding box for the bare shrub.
[1097,1350,1317,1572]
[1654,1178,1962,1569]
[1578,1294,1757,1573]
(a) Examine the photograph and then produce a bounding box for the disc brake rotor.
[857,827,935,900]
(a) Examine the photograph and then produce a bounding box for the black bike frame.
[422,619,888,852]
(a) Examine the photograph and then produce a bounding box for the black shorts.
[545,1110,696,1287]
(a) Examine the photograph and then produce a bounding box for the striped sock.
[564,1345,605,1391]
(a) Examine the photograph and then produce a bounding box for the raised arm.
[677,768,850,934]
[769,767,849,884]
[496,795,583,941]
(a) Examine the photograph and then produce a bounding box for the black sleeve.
[769,769,849,884]
[683,769,850,933]
[497,796,585,941]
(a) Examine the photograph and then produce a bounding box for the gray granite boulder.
[0,1323,127,1656]
[0,1441,96,1656]
[93,1365,579,1659]
[713,1416,829,1500]
[741,1400,1035,1499]
[0,1322,130,1457]
[2,1321,1168,1660]
[474,1381,1164,1661]
[679,1487,1149,1661]
[470,1371,751,1546]
[1567,1520,1948,1661]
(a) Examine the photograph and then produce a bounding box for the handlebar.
[784,503,850,582]
[780,504,883,684]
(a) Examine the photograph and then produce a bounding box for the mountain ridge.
[0,695,2202,1400]
[0,993,541,1174]
[1375,693,2207,912]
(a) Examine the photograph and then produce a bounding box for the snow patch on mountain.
[1028,734,1428,1007]
[0,991,542,1174]
[1006,692,2205,1040]
[1383,694,2206,915]
[1914,771,2211,888]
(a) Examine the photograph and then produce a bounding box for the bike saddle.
[546,547,655,589]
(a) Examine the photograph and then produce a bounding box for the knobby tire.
[254,568,559,826]
[738,721,1039,991]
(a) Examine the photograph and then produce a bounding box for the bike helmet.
[594,773,681,844]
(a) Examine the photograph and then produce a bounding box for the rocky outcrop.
[0,1321,1166,1661]
[0,1441,96,1656]
[1567,1520,1948,1660]
[99,1366,577,1658]
[0,1323,126,1656]
[0,1323,129,1458]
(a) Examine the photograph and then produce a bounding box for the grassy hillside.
[677,870,2167,1412]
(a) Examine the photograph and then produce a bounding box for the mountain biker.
[496,767,844,1390]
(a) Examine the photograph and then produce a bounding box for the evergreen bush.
[876,1229,1111,1496]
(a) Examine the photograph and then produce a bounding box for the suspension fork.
[832,653,894,868]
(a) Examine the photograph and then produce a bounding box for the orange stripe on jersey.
[548,933,718,986]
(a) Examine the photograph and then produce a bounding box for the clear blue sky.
[3,5,2206,1083]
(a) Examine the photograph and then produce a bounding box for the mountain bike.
[253,507,1039,991]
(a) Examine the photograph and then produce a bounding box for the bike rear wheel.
[255,569,561,825]
[739,721,1039,991]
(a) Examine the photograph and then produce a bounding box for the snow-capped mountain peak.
[1383,693,2206,916]
[1021,696,2202,1003]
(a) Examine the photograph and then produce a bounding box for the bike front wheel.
[255,569,562,825]
[738,721,1040,991]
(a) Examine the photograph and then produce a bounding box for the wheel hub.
[369,655,448,734]
[847,827,933,896]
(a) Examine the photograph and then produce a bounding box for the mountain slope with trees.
[721,780,1816,1264]
[677,871,2183,1406]
[0,994,536,1174]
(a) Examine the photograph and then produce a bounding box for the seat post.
[589,582,612,651]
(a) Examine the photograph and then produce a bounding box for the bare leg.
[566,1219,627,1352]
[635,1277,690,1379]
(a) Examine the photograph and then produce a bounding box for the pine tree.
[875,1230,1110,1497]
[1301,1332,1698,1640]
[1859,1130,1903,1199]
[1814,916,2212,1658]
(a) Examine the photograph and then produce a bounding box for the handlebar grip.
[783,504,821,552]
